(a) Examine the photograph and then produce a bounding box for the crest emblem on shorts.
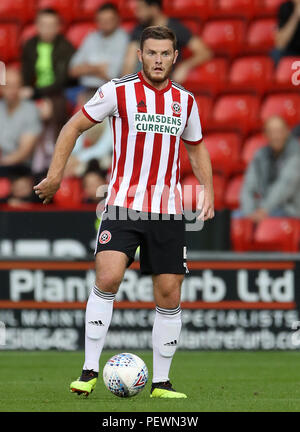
[171,101,181,115]
[99,230,112,244]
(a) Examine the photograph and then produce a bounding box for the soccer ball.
[103,353,148,397]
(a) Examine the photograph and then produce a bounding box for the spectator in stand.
[21,8,75,100]
[122,0,212,82]
[237,116,300,222]
[0,68,42,177]
[0,166,40,207]
[82,160,107,204]
[272,0,300,64]
[69,3,129,95]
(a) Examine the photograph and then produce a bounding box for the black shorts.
[95,206,188,275]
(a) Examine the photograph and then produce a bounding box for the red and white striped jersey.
[82,71,202,214]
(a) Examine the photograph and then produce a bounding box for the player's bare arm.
[33,111,95,204]
[185,141,215,221]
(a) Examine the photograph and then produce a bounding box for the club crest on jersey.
[171,101,182,115]
[98,88,104,98]
[99,230,112,244]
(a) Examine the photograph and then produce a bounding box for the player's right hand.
[33,177,60,205]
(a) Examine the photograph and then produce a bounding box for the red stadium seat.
[260,93,300,128]
[121,20,137,35]
[181,173,226,211]
[211,94,260,135]
[0,0,36,23]
[274,57,300,90]
[213,174,226,210]
[230,218,254,251]
[216,0,260,19]
[260,0,286,17]
[182,59,229,95]
[37,0,82,22]
[204,133,242,176]
[242,133,268,167]
[20,24,37,45]
[202,20,246,57]
[224,175,244,210]
[245,19,276,54]
[253,218,300,252]
[81,0,119,20]
[194,95,213,129]
[164,0,215,20]
[0,178,11,199]
[228,56,274,94]
[0,24,19,62]
[53,177,83,208]
[179,141,192,179]
[66,23,97,49]
[118,0,136,20]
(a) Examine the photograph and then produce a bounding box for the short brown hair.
[140,25,177,51]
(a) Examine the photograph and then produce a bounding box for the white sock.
[83,285,115,372]
[152,305,182,383]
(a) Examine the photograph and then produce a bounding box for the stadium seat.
[0,0,36,23]
[0,24,19,62]
[245,19,276,54]
[182,59,229,95]
[274,57,300,91]
[66,23,97,49]
[181,173,226,211]
[0,178,11,199]
[53,177,83,208]
[20,24,37,45]
[216,0,260,19]
[260,0,286,17]
[194,95,213,129]
[202,20,246,57]
[204,133,242,176]
[253,218,300,252]
[211,94,260,135]
[224,175,244,210]
[118,0,136,20]
[230,218,254,251]
[228,56,274,94]
[80,0,119,20]
[260,93,300,128]
[213,174,226,211]
[37,0,82,22]
[121,20,137,35]
[242,133,268,167]
[164,0,215,20]
[179,141,192,179]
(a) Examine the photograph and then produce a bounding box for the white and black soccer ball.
[103,353,148,397]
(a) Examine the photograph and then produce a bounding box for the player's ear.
[173,50,179,65]
[137,49,142,63]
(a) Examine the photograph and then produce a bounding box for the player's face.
[138,38,178,83]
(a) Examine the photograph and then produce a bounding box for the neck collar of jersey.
[138,71,172,94]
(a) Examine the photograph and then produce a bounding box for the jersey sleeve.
[181,97,203,145]
[82,81,118,123]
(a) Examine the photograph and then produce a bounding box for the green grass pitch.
[0,350,300,412]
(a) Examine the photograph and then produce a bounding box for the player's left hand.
[33,177,60,204]
[197,187,214,221]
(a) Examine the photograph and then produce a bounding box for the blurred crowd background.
[0,0,300,252]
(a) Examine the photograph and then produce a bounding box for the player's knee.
[95,273,122,294]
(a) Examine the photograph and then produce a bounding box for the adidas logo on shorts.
[164,339,177,346]
[88,320,104,326]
